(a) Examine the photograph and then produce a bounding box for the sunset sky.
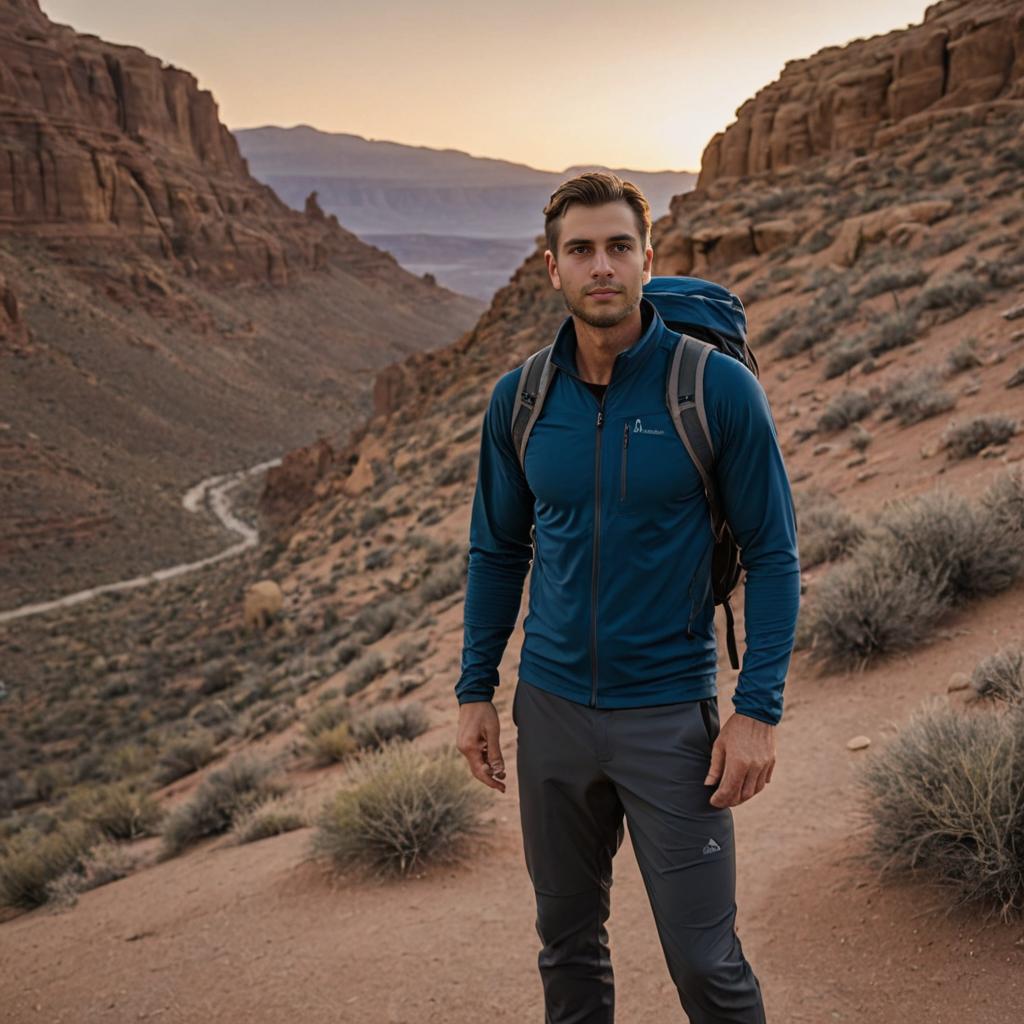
[43,0,930,172]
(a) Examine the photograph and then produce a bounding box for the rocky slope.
[0,0,483,609]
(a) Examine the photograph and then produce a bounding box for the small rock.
[847,735,871,751]
[855,469,878,483]
[1006,366,1024,389]
[962,381,982,396]
[812,442,834,456]
[847,455,867,467]
[947,672,970,693]
[1002,303,1024,322]
[1010,329,1024,344]
[920,443,939,459]
[982,446,1008,459]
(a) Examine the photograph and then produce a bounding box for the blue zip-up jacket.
[454,297,800,725]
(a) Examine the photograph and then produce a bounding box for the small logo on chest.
[633,417,666,436]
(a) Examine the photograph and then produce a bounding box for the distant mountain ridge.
[233,124,696,298]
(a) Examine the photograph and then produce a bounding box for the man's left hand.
[704,712,776,807]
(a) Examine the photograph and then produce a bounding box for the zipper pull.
[596,409,604,428]
[623,421,629,448]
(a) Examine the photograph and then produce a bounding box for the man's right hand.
[456,700,506,793]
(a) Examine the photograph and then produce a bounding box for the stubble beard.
[562,285,642,329]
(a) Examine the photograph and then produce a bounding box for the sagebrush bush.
[62,781,164,840]
[159,755,286,858]
[309,741,488,879]
[981,465,1024,533]
[801,485,1024,668]
[45,839,138,906]
[873,489,1023,608]
[307,722,359,765]
[823,339,867,379]
[230,796,309,844]
[970,647,1024,705]
[354,597,411,644]
[802,536,948,670]
[941,415,1018,459]
[305,698,350,738]
[344,651,387,697]
[855,264,927,298]
[880,369,956,426]
[0,820,100,910]
[916,272,988,319]
[153,731,217,786]
[857,699,1024,922]
[816,389,877,433]
[946,337,983,374]
[420,555,467,603]
[793,488,864,568]
[350,702,430,751]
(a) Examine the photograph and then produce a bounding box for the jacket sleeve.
[454,369,536,704]
[705,352,801,726]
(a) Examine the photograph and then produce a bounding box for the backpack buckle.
[520,389,536,409]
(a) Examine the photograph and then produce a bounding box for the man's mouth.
[589,289,619,297]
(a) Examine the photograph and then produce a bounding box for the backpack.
[509,275,758,671]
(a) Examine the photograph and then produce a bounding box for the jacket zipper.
[620,421,629,502]
[590,401,604,707]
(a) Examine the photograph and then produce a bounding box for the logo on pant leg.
[702,837,721,855]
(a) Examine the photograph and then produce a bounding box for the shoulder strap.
[511,344,556,472]
[665,334,726,541]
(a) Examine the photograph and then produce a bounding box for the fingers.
[483,719,506,785]
[703,738,724,786]
[457,712,506,793]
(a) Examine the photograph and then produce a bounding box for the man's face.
[544,200,654,329]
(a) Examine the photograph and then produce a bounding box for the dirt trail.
[0,458,280,626]
[3,581,1023,1022]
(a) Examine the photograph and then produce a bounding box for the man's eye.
[614,244,630,252]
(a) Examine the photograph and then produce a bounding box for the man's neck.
[573,302,648,385]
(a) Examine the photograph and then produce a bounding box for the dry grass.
[856,698,1024,922]
[309,741,489,879]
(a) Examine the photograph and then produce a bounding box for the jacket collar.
[550,297,664,384]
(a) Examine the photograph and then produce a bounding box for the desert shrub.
[357,505,389,534]
[823,339,868,379]
[200,660,243,695]
[916,272,987,319]
[793,488,864,568]
[855,264,927,298]
[354,597,410,644]
[395,637,429,671]
[305,698,351,738]
[350,702,430,750]
[45,840,138,906]
[62,782,164,840]
[946,337,982,374]
[1008,366,1024,389]
[802,535,948,670]
[801,486,1024,668]
[419,554,467,603]
[344,652,387,697]
[159,754,285,858]
[816,389,877,433]
[759,307,798,345]
[873,489,1023,608]
[880,369,957,425]
[308,722,360,765]
[857,699,1024,921]
[0,820,100,910]
[333,639,362,667]
[865,308,919,356]
[940,415,1018,459]
[849,424,873,451]
[970,647,1024,706]
[152,731,217,786]
[309,742,488,879]
[980,465,1024,533]
[230,796,309,844]
[436,452,476,487]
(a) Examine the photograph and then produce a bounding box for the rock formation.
[697,0,1024,190]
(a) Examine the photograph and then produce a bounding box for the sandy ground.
[4,579,1024,1024]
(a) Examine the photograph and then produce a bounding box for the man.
[455,170,800,1023]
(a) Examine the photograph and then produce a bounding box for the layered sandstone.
[697,0,1024,189]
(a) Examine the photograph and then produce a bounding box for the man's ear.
[642,245,654,283]
[544,250,561,290]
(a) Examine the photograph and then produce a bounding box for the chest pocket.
[616,410,701,516]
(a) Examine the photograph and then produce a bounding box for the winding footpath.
[0,457,281,625]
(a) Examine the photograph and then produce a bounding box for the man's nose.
[591,250,613,274]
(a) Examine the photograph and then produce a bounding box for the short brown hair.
[543,171,652,258]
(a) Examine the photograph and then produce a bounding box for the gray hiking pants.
[513,679,766,1024]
